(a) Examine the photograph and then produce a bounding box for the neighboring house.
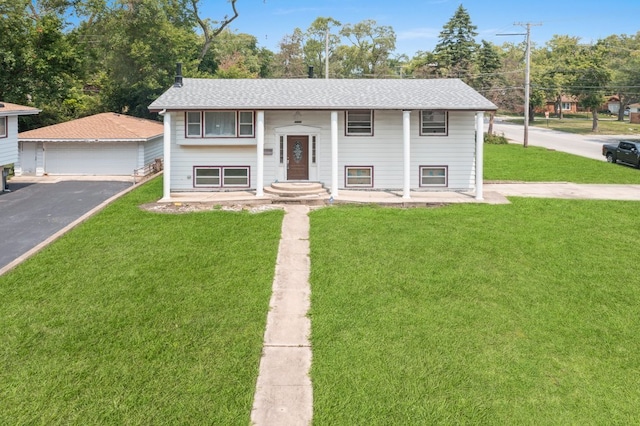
[17,113,163,176]
[606,95,621,114]
[542,95,578,114]
[0,101,40,191]
[148,76,497,200]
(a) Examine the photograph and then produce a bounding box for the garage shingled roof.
[148,78,498,112]
[19,113,163,141]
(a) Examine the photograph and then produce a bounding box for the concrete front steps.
[264,182,328,204]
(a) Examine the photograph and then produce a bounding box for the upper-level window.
[186,111,254,138]
[420,110,448,136]
[346,110,373,136]
[0,117,7,138]
[186,112,201,137]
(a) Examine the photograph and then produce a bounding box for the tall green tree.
[337,19,395,78]
[272,28,306,78]
[568,42,611,131]
[304,17,341,78]
[96,0,200,118]
[600,33,640,121]
[474,40,502,133]
[433,4,478,81]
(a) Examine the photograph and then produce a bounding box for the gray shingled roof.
[148,78,497,111]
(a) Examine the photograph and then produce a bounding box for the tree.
[474,40,502,134]
[433,4,478,81]
[190,0,239,71]
[272,28,306,78]
[304,17,341,78]
[568,42,610,131]
[600,33,640,121]
[97,0,200,118]
[337,19,395,77]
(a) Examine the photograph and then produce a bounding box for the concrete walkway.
[251,205,313,425]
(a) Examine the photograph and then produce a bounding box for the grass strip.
[484,143,640,183]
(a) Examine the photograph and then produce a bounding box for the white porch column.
[161,111,172,201]
[331,111,339,198]
[475,112,484,200]
[256,110,265,197]
[402,110,411,199]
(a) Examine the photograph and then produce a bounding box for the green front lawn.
[2,144,640,424]
[484,143,640,183]
[309,201,640,424]
[0,178,284,424]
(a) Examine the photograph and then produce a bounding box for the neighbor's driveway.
[489,119,628,161]
[0,179,132,271]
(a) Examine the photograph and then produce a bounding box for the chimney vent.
[308,66,314,79]
[174,63,183,88]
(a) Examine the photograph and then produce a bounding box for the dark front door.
[287,135,309,180]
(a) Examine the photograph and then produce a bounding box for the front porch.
[160,182,509,207]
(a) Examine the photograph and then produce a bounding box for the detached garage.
[17,113,163,176]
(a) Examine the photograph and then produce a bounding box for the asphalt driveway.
[0,180,132,271]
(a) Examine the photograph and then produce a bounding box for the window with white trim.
[194,167,220,187]
[193,166,250,188]
[420,110,448,135]
[223,167,249,187]
[345,166,373,187]
[0,117,6,138]
[205,111,235,136]
[186,111,254,138]
[239,111,254,136]
[346,110,373,136]
[562,102,572,111]
[312,136,317,164]
[420,166,447,187]
[186,112,202,137]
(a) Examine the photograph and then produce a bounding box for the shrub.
[484,132,509,144]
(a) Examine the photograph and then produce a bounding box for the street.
[488,118,628,161]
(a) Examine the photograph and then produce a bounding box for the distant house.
[148,76,497,201]
[628,103,640,124]
[606,95,621,114]
[0,101,40,191]
[542,95,578,114]
[17,113,164,176]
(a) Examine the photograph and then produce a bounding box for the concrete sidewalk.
[251,205,313,426]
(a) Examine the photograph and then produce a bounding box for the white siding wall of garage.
[143,136,164,165]
[44,141,138,175]
[168,110,477,191]
[0,116,19,166]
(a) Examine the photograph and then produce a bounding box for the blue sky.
[212,0,640,56]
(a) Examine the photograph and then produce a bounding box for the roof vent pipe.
[308,66,314,79]
[174,63,183,88]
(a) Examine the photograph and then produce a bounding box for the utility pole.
[497,22,541,147]
[325,28,329,79]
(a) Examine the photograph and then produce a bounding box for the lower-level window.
[194,166,250,188]
[420,166,447,187]
[345,166,373,187]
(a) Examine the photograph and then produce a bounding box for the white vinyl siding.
[168,109,476,192]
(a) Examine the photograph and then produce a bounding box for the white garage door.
[45,142,138,175]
